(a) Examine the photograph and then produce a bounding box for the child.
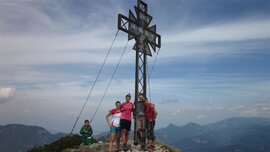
[80,119,93,152]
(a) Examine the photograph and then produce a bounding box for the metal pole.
[143,51,147,98]
[134,46,139,145]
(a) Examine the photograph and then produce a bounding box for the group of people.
[79,93,158,152]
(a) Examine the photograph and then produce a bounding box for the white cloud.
[205,101,224,111]
[228,98,270,117]
[0,0,131,66]
[1,0,270,133]
[159,99,180,104]
[2,0,269,67]
[0,87,16,104]
[197,114,205,119]
[164,19,270,43]
[172,108,182,116]
[66,111,78,116]
[0,0,122,34]
[0,87,16,98]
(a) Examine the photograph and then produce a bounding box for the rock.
[64,140,180,152]
[98,141,104,144]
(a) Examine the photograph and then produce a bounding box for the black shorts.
[120,119,131,131]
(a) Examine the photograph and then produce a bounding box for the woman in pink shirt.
[120,93,134,151]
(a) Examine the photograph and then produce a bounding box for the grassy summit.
[28,134,180,152]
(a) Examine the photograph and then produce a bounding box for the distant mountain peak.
[185,122,201,127]
[208,117,270,129]
[4,123,45,129]
[156,117,270,152]
[167,123,179,128]
[0,124,66,152]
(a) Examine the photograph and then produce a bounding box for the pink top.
[121,101,133,121]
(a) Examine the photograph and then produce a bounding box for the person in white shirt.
[106,101,122,152]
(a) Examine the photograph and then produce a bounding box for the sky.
[0,0,270,134]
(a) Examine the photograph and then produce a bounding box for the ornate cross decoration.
[117,0,161,145]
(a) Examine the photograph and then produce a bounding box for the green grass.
[28,134,179,152]
[28,134,97,152]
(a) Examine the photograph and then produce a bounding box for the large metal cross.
[117,0,161,145]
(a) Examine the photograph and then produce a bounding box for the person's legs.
[137,117,146,143]
[120,119,131,150]
[120,119,127,145]
[115,129,121,150]
[121,128,129,150]
[149,123,153,147]
[123,119,131,144]
[125,130,129,143]
[109,132,115,152]
[121,128,127,144]
[136,118,142,142]
[146,120,151,147]
[147,139,153,147]
[150,121,156,147]
[82,145,85,152]
[141,118,146,142]
[81,139,86,152]
[125,120,131,144]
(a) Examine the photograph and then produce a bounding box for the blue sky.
[0,0,270,134]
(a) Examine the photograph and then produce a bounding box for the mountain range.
[0,124,65,152]
[156,117,270,152]
[1,117,270,152]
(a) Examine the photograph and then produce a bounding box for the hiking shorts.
[146,120,155,140]
[120,119,132,131]
[110,126,121,133]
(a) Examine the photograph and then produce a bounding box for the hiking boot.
[140,145,146,151]
[148,145,155,151]
[147,146,153,152]
[139,140,146,146]
[122,143,129,151]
